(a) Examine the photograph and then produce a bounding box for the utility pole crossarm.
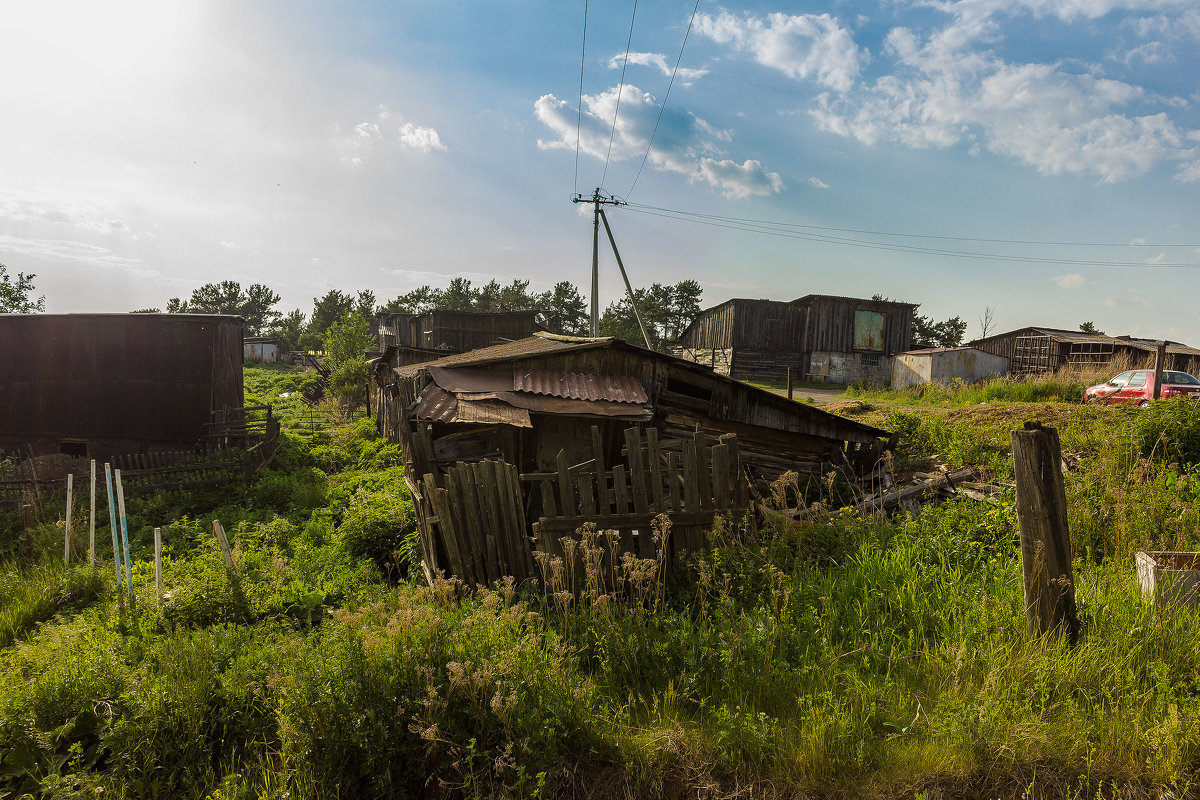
[572,188,626,338]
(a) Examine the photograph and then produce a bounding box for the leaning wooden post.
[212,520,238,577]
[114,470,135,608]
[1011,422,1079,643]
[787,367,794,401]
[64,474,74,564]
[104,464,123,598]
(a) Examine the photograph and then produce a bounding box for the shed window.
[861,353,881,368]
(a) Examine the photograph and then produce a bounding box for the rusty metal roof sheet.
[458,391,651,419]
[394,333,615,377]
[513,369,647,404]
[413,385,532,427]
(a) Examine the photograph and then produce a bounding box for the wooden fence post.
[154,527,163,606]
[1011,422,1079,642]
[1153,341,1166,400]
[89,460,97,566]
[22,504,34,559]
[212,520,238,577]
[787,367,794,401]
[64,474,73,564]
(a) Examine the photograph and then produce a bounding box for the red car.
[1084,369,1200,406]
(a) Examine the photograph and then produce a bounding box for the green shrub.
[1135,397,1200,465]
[337,483,417,573]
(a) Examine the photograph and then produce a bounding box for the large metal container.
[0,313,243,460]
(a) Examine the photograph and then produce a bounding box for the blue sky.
[1,0,1198,343]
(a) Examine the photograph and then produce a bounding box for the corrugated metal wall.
[0,314,243,457]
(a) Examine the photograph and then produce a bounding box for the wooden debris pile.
[854,468,1005,516]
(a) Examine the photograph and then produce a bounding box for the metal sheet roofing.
[394,333,614,377]
[413,385,532,427]
[513,369,647,404]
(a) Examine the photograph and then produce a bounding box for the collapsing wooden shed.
[375,333,890,583]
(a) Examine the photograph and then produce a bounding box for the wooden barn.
[676,294,917,383]
[375,332,890,584]
[969,327,1200,375]
[376,309,546,353]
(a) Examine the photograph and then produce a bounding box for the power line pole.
[572,188,625,338]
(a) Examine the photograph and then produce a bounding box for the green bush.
[337,483,417,574]
[1135,397,1200,465]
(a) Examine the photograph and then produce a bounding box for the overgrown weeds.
[4,364,1200,798]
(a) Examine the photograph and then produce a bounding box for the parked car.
[1084,369,1200,406]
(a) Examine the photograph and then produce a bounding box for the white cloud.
[608,52,708,83]
[398,122,446,153]
[1144,252,1167,264]
[808,176,830,189]
[695,11,864,92]
[807,4,1200,183]
[1054,272,1088,289]
[341,108,445,165]
[534,86,783,198]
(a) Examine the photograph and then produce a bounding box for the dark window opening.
[861,354,882,368]
[667,377,712,402]
[60,440,89,458]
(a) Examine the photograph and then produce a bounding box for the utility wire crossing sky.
[0,1,1197,341]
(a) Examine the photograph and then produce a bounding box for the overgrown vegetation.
[3,364,1200,798]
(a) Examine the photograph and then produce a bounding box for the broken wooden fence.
[411,425,750,585]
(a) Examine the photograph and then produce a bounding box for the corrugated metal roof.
[394,333,614,377]
[903,346,984,355]
[413,385,533,427]
[413,385,459,423]
[393,334,889,442]
[513,369,647,404]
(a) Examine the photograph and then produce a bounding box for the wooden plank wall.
[801,297,913,355]
[404,425,750,586]
[528,427,747,568]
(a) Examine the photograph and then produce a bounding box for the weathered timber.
[1012,422,1079,642]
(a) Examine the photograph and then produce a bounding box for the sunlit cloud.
[534,85,783,198]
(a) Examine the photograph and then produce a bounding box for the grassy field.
[2,367,1199,799]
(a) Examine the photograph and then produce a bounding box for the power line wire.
[600,0,638,192]
[625,0,700,201]
[623,205,1200,268]
[625,202,1200,249]
[573,0,589,197]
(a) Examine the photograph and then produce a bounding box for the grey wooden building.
[676,294,917,383]
[969,327,1200,375]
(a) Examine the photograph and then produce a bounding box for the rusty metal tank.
[0,313,243,460]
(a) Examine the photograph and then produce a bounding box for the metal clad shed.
[892,347,1009,388]
[0,313,244,459]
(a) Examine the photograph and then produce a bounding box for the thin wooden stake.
[114,470,135,607]
[64,474,73,564]
[154,527,163,606]
[89,460,96,566]
[104,464,123,598]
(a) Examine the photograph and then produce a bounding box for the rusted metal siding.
[0,314,243,458]
[893,348,1009,388]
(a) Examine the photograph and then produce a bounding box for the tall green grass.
[4,382,1200,797]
